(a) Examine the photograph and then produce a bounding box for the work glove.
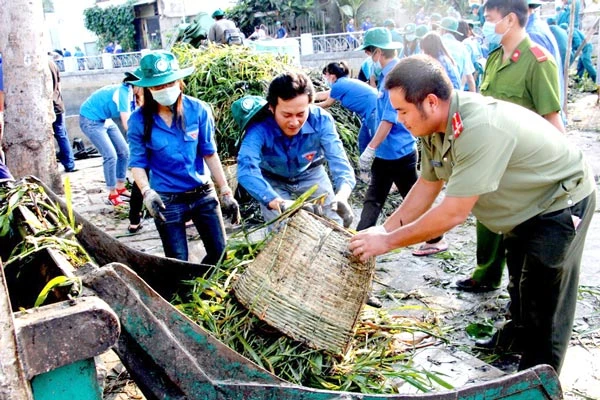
[143,189,166,222]
[331,183,354,228]
[219,186,241,225]
[279,199,323,216]
[359,146,376,171]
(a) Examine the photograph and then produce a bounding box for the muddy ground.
[58,91,600,399]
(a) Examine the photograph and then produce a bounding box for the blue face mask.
[372,60,383,77]
[482,21,502,51]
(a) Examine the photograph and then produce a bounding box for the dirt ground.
[58,91,600,399]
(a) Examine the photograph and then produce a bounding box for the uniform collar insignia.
[452,112,463,139]
[511,49,521,62]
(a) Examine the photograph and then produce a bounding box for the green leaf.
[465,321,495,340]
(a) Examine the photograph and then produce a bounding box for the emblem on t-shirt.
[452,112,463,139]
[303,151,317,162]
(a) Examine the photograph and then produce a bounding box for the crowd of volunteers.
[0,0,596,377]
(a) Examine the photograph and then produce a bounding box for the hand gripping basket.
[233,209,376,354]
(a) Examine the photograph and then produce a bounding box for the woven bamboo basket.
[233,209,376,354]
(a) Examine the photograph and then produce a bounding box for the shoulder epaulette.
[529,45,548,62]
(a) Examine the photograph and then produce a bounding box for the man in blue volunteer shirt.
[235,71,356,228]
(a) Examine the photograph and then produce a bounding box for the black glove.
[143,189,166,221]
[220,190,241,224]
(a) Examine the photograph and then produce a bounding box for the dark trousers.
[52,113,75,171]
[129,180,143,226]
[155,185,226,265]
[357,152,418,230]
[504,191,596,373]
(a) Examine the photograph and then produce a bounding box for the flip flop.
[412,240,449,257]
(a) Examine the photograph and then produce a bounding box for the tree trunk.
[0,0,62,193]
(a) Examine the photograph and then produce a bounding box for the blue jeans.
[53,113,75,171]
[155,185,226,264]
[260,165,342,225]
[79,115,129,189]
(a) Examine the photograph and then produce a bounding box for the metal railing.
[309,31,366,54]
[57,51,143,72]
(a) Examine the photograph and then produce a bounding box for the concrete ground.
[57,94,600,399]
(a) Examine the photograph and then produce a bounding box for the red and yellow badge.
[452,112,463,139]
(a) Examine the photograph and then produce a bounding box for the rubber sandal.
[108,193,126,206]
[412,240,449,256]
[127,223,143,234]
[117,187,131,197]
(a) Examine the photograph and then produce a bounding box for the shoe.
[412,239,449,256]
[455,278,499,293]
[64,167,78,173]
[475,320,522,353]
[366,295,382,308]
[117,187,131,197]
[127,223,143,234]
[108,193,126,206]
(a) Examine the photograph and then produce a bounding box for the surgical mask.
[150,85,181,106]
[482,21,502,51]
[405,34,416,42]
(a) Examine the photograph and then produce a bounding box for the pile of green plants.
[172,43,362,164]
[172,195,452,394]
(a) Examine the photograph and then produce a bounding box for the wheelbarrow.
[1,177,564,399]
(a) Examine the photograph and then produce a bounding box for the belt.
[182,182,213,195]
[261,158,325,184]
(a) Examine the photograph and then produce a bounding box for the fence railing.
[58,33,368,74]
[56,51,143,73]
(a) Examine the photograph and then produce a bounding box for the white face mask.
[150,85,181,106]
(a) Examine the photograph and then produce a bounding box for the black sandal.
[128,223,143,234]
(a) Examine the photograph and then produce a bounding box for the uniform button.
[498,231,502,234]
[443,157,448,162]
[567,199,573,205]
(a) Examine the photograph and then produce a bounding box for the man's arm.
[543,111,566,133]
[350,192,478,262]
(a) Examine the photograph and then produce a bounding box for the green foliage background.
[83,1,136,52]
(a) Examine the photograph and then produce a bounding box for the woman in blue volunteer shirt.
[79,74,141,206]
[420,32,462,90]
[315,61,378,153]
[128,51,239,264]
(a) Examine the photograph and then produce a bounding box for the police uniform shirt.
[480,36,561,115]
[420,91,595,233]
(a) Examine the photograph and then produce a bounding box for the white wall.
[45,0,97,53]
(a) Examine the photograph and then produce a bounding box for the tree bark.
[0,0,62,193]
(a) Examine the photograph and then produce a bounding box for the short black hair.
[322,61,351,78]
[484,0,528,27]
[385,55,452,107]
[266,71,315,108]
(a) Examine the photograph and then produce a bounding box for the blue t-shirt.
[549,25,568,71]
[330,77,377,121]
[442,34,475,79]
[79,84,134,121]
[375,58,416,160]
[128,95,217,193]
[439,57,462,90]
[237,105,355,205]
[276,27,287,38]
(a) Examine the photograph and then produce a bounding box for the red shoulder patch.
[529,45,548,62]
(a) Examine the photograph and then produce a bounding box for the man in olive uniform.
[350,55,596,373]
[457,0,565,295]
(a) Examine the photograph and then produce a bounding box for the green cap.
[440,16,463,35]
[383,19,396,27]
[232,95,268,131]
[402,23,416,35]
[415,24,429,39]
[133,51,195,88]
[430,13,442,23]
[356,27,403,50]
[212,9,225,18]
